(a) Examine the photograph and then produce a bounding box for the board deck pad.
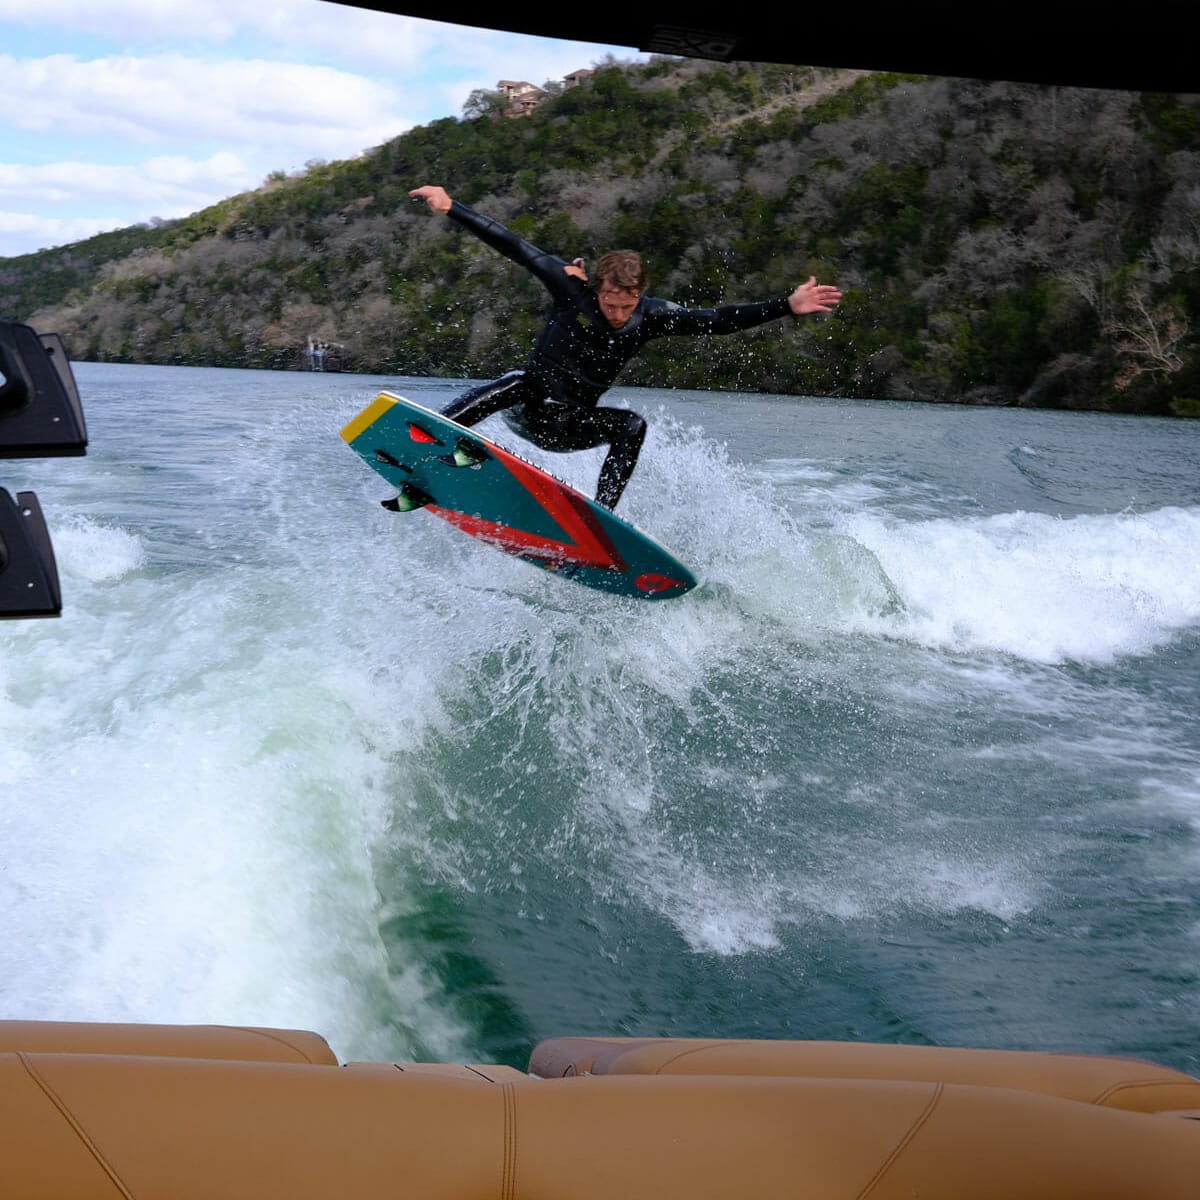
[340,392,696,600]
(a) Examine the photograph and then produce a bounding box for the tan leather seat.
[1,1024,1197,1198]
[0,1020,337,1065]
[529,1035,1200,1113]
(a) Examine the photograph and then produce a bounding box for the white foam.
[51,515,146,583]
[0,503,474,1061]
[1138,770,1200,835]
[838,506,1200,663]
[7,371,1195,1049]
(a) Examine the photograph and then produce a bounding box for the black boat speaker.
[0,321,88,618]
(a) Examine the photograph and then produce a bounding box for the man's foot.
[381,483,433,512]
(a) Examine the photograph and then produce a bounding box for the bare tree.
[1060,264,1114,328]
[1106,279,1189,390]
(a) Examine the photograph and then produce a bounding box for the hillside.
[2,59,1197,414]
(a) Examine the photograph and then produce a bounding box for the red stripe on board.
[423,445,629,573]
[490,447,628,573]
[635,573,689,594]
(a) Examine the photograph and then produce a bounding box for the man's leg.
[516,404,647,510]
[593,410,647,510]
[441,370,534,426]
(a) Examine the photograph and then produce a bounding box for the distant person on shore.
[409,184,842,510]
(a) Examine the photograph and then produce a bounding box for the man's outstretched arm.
[409,185,574,295]
[650,275,843,337]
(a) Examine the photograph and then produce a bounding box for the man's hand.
[563,257,588,281]
[410,185,453,214]
[788,276,843,315]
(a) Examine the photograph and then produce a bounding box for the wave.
[4,376,1196,1065]
[837,505,1200,664]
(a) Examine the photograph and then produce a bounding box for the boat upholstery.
[529,1035,1200,1113]
[0,1022,1197,1198]
[0,1020,337,1065]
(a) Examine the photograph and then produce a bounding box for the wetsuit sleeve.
[643,296,795,336]
[446,201,575,301]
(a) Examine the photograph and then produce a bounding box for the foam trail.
[5,368,1199,1068]
[366,413,1048,963]
[837,506,1200,663]
[1,470,470,1062]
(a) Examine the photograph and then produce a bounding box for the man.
[410,185,842,510]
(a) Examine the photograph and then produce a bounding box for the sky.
[0,0,643,258]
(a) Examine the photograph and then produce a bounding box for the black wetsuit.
[441,201,797,509]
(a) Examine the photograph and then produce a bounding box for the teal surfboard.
[340,393,696,601]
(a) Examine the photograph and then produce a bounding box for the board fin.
[439,438,489,469]
[373,448,410,472]
[381,482,433,513]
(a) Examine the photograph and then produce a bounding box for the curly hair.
[592,250,646,293]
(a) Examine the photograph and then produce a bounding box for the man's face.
[597,284,641,329]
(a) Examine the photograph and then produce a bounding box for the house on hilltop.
[496,69,594,117]
[497,80,545,118]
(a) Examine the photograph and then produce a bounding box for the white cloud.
[0,153,253,207]
[0,152,258,254]
[0,2,644,257]
[226,1,445,73]
[0,210,131,256]
[0,0,248,43]
[0,1,524,76]
[0,53,411,154]
[0,1,633,85]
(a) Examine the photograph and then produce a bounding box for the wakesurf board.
[340,392,696,600]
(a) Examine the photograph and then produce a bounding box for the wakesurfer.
[410,184,842,510]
